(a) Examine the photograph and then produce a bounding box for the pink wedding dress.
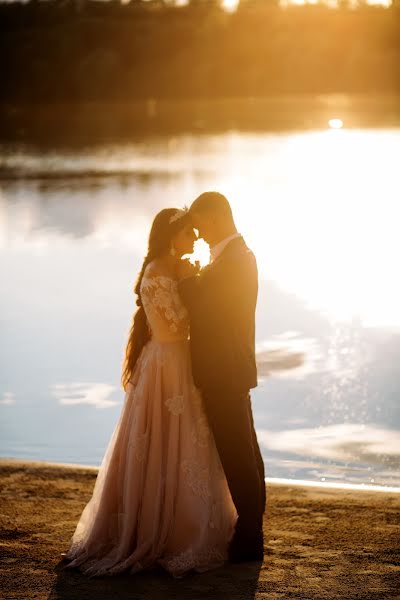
[63,260,238,578]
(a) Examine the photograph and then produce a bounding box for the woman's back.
[140,260,190,343]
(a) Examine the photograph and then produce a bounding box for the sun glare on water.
[329,118,344,129]
[212,129,400,330]
[221,0,240,12]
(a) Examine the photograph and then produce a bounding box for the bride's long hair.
[121,207,189,391]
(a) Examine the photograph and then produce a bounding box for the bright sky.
[221,0,391,10]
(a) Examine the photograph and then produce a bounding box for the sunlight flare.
[329,118,344,129]
[214,129,400,329]
[221,0,240,12]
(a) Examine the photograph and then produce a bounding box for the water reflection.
[52,383,119,409]
[0,392,15,405]
[2,129,399,328]
[1,128,399,486]
[256,333,320,379]
[259,423,400,486]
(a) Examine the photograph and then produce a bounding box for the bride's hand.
[176,259,200,280]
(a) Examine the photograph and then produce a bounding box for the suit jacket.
[178,235,258,395]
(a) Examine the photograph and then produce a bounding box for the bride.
[62,207,238,578]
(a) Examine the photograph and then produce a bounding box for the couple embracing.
[63,191,266,578]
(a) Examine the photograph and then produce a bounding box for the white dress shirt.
[209,232,242,262]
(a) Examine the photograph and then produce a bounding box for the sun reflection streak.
[214,128,400,329]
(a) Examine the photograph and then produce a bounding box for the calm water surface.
[1,127,400,488]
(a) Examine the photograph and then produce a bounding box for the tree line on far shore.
[1,0,399,103]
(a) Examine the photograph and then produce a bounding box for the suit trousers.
[201,388,266,549]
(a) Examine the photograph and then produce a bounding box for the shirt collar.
[210,232,241,262]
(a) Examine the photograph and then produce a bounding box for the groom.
[177,191,266,562]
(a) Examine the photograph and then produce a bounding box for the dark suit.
[178,235,266,553]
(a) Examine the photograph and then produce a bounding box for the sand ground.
[0,459,399,599]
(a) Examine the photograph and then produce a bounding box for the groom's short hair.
[190,191,233,221]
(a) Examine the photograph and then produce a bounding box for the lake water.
[1,126,400,489]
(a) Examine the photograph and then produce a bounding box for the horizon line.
[2,457,399,494]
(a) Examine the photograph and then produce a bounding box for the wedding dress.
[63,260,238,578]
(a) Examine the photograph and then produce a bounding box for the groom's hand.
[176,259,200,280]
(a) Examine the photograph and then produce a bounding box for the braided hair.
[121,207,189,390]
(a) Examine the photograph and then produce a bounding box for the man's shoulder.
[224,236,257,266]
[206,237,257,284]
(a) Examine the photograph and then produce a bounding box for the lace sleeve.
[140,267,189,339]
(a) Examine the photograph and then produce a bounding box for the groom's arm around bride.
[178,191,266,562]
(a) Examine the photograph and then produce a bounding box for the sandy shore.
[0,459,399,599]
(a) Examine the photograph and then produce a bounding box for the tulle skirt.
[63,338,238,578]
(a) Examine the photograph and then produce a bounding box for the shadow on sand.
[49,558,262,600]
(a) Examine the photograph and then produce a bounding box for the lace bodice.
[140,262,189,342]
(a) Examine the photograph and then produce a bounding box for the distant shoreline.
[1,94,399,144]
[2,457,399,494]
